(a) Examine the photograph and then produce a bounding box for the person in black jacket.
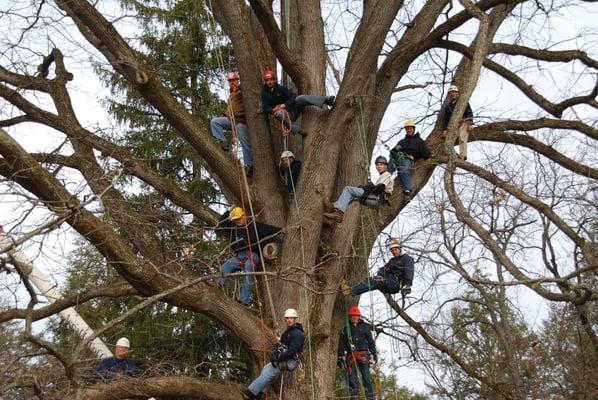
[261,70,335,136]
[388,119,431,200]
[242,308,305,399]
[278,150,301,197]
[338,306,377,400]
[441,84,474,161]
[217,207,281,305]
[346,240,413,297]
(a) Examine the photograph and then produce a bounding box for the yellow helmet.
[230,207,245,220]
[404,120,416,128]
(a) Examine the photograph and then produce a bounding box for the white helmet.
[284,308,298,318]
[448,84,459,93]
[387,239,401,251]
[116,337,130,348]
[280,150,295,159]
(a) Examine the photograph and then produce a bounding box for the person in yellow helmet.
[388,120,431,201]
[216,207,281,304]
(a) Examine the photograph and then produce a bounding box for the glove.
[361,182,375,193]
[374,275,384,283]
[270,350,279,363]
[401,285,411,296]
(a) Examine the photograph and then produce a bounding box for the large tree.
[0,0,596,399]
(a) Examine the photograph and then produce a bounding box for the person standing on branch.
[342,240,413,298]
[440,84,474,161]
[323,156,394,223]
[217,207,281,305]
[338,306,377,400]
[388,120,431,201]
[210,72,254,177]
[261,70,335,137]
[278,150,302,197]
[241,309,305,399]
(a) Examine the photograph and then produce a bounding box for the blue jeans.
[248,360,298,396]
[397,157,414,192]
[218,250,259,304]
[273,95,326,135]
[210,116,253,166]
[347,359,374,400]
[333,186,379,212]
[352,276,401,295]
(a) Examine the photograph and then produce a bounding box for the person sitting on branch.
[323,156,394,223]
[278,150,302,197]
[261,70,335,137]
[388,119,431,201]
[440,84,474,161]
[241,308,305,399]
[338,306,377,400]
[217,207,280,305]
[210,71,254,177]
[342,240,413,298]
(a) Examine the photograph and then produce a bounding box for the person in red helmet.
[261,69,335,137]
[210,71,254,177]
[337,306,377,400]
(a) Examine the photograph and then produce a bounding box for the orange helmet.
[226,72,239,81]
[262,70,276,80]
[348,306,361,317]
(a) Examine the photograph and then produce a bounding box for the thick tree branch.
[490,42,598,69]
[0,282,138,324]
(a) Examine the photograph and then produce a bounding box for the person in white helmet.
[210,71,254,177]
[278,150,302,196]
[342,240,413,298]
[440,84,474,160]
[94,337,139,382]
[241,309,305,399]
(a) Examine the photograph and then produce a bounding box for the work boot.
[340,279,352,297]
[217,139,229,152]
[323,197,336,213]
[324,209,344,223]
[324,95,336,107]
[298,129,308,137]
[240,387,256,400]
[403,190,412,203]
[245,165,254,178]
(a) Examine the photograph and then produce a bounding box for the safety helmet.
[284,308,298,318]
[448,84,459,93]
[262,70,276,80]
[404,120,416,128]
[116,337,130,348]
[280,150,295,159]
[387,239,401,251]
[374,156,388,165]
[348,306,361,317]
[227,72,239,81]
[230,207,245,220]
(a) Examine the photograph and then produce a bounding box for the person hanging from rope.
[337,306,377,400]
[388,120,431,202]
[322,156,394,223]
[210,71,254,177]
[241,308,305,400]
[278,150,301,197]
[261,70,335,137]
[341,240,413,299]
[217,207,281,305]
[440,84,474,161]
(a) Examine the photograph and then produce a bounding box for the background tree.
[0,0,596,399]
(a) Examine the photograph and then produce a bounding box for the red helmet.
[348,306,361,317]
[227,72,239,81]
[262,70,276,80]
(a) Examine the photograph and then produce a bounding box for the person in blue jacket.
[261,70,335,136]
[278,150,301,197]
[241,308,305,399]
[344,240,413,297]
[94,337,139,382]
